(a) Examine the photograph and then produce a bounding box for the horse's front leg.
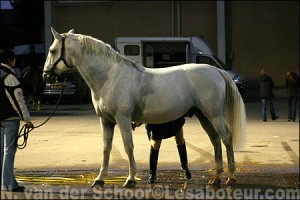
[37,100,41,111]
[116,115,137,188]
[92,118,115,188]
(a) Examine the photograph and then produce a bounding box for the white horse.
[43,28,246,188]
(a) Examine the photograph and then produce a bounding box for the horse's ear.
[51,27,62,40]
[68,29,74,34]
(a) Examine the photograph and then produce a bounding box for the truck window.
[124,45,140,56]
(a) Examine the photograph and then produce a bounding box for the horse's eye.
[49,49,56,54]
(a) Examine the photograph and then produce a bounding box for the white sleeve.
[4,74,31,122]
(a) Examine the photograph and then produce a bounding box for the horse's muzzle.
[43,72,57,84]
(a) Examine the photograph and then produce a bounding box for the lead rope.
[17,77,67,149]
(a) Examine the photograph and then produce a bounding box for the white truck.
[115,37,245,95]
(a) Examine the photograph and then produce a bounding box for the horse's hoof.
[91,180,105,188]
[123,180,137,188]
[208,177,221,186]
[224,177,236,186]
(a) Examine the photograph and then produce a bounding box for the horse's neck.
[75,56,128,95]
[76,65,103,93]
[72,38,139,96]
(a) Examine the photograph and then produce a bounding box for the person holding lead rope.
[1,48,34,192]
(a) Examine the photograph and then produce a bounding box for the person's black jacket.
[286,72,299,96]
[259,74,274,98]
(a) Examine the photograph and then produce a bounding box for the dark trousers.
[261,97,277,121]
[288,95,299,121]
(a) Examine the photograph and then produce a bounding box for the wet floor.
[2,169,299,199]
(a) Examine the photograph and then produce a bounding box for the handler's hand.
[132,122,143,131]
[26,121,34,129]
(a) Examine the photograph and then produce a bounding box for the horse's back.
[146,63,226,99]
[135,64,226,122]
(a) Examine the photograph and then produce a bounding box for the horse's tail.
[219,69,246,151]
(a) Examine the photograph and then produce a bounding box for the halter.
[44,35,73,77]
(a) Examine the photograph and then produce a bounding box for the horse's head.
[43,27,74,83]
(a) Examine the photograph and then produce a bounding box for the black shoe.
[288,118,291,122]
[272,116,279,121]
[148,173,156,184]
[182,168,192,179]
[263,119,267,122]
[11,186,25,192]
[177,142,192,179]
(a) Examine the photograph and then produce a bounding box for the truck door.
[144,45,154,68]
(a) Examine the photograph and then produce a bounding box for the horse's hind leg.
[208,115,237,186]
[33,96,40,111]
[36,95,41,111]
[195,112,223,186]
[220,128,236,186]
[37,100,41,111]
[92,118,115,188]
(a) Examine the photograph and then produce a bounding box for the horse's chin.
[43,73,57,84]
[48,76,58,84]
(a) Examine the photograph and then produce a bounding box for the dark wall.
[51,1,299,86]
[231,1,299,85]
[181,1,217,51]
[52,2,173,45]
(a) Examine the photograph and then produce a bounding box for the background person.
[285,67,299,121]
[259,68,279,121]
[0,49,34,192]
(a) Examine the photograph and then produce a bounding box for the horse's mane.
[72,34,143,71]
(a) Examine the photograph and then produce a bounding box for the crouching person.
[132,116,191,184]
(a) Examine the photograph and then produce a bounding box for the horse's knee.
[123,143,134,155]
[103,145,112,154]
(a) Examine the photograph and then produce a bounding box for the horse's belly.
[137,105,191,124]
[135,89,195,123]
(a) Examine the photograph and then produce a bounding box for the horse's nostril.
[43,73,49,82]
[42,72,56,84]
[43,73,47,81]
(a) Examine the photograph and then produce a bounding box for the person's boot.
[148,146,159,184]
[177,142,192,179]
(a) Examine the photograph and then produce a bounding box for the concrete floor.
[2,98,299,199]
